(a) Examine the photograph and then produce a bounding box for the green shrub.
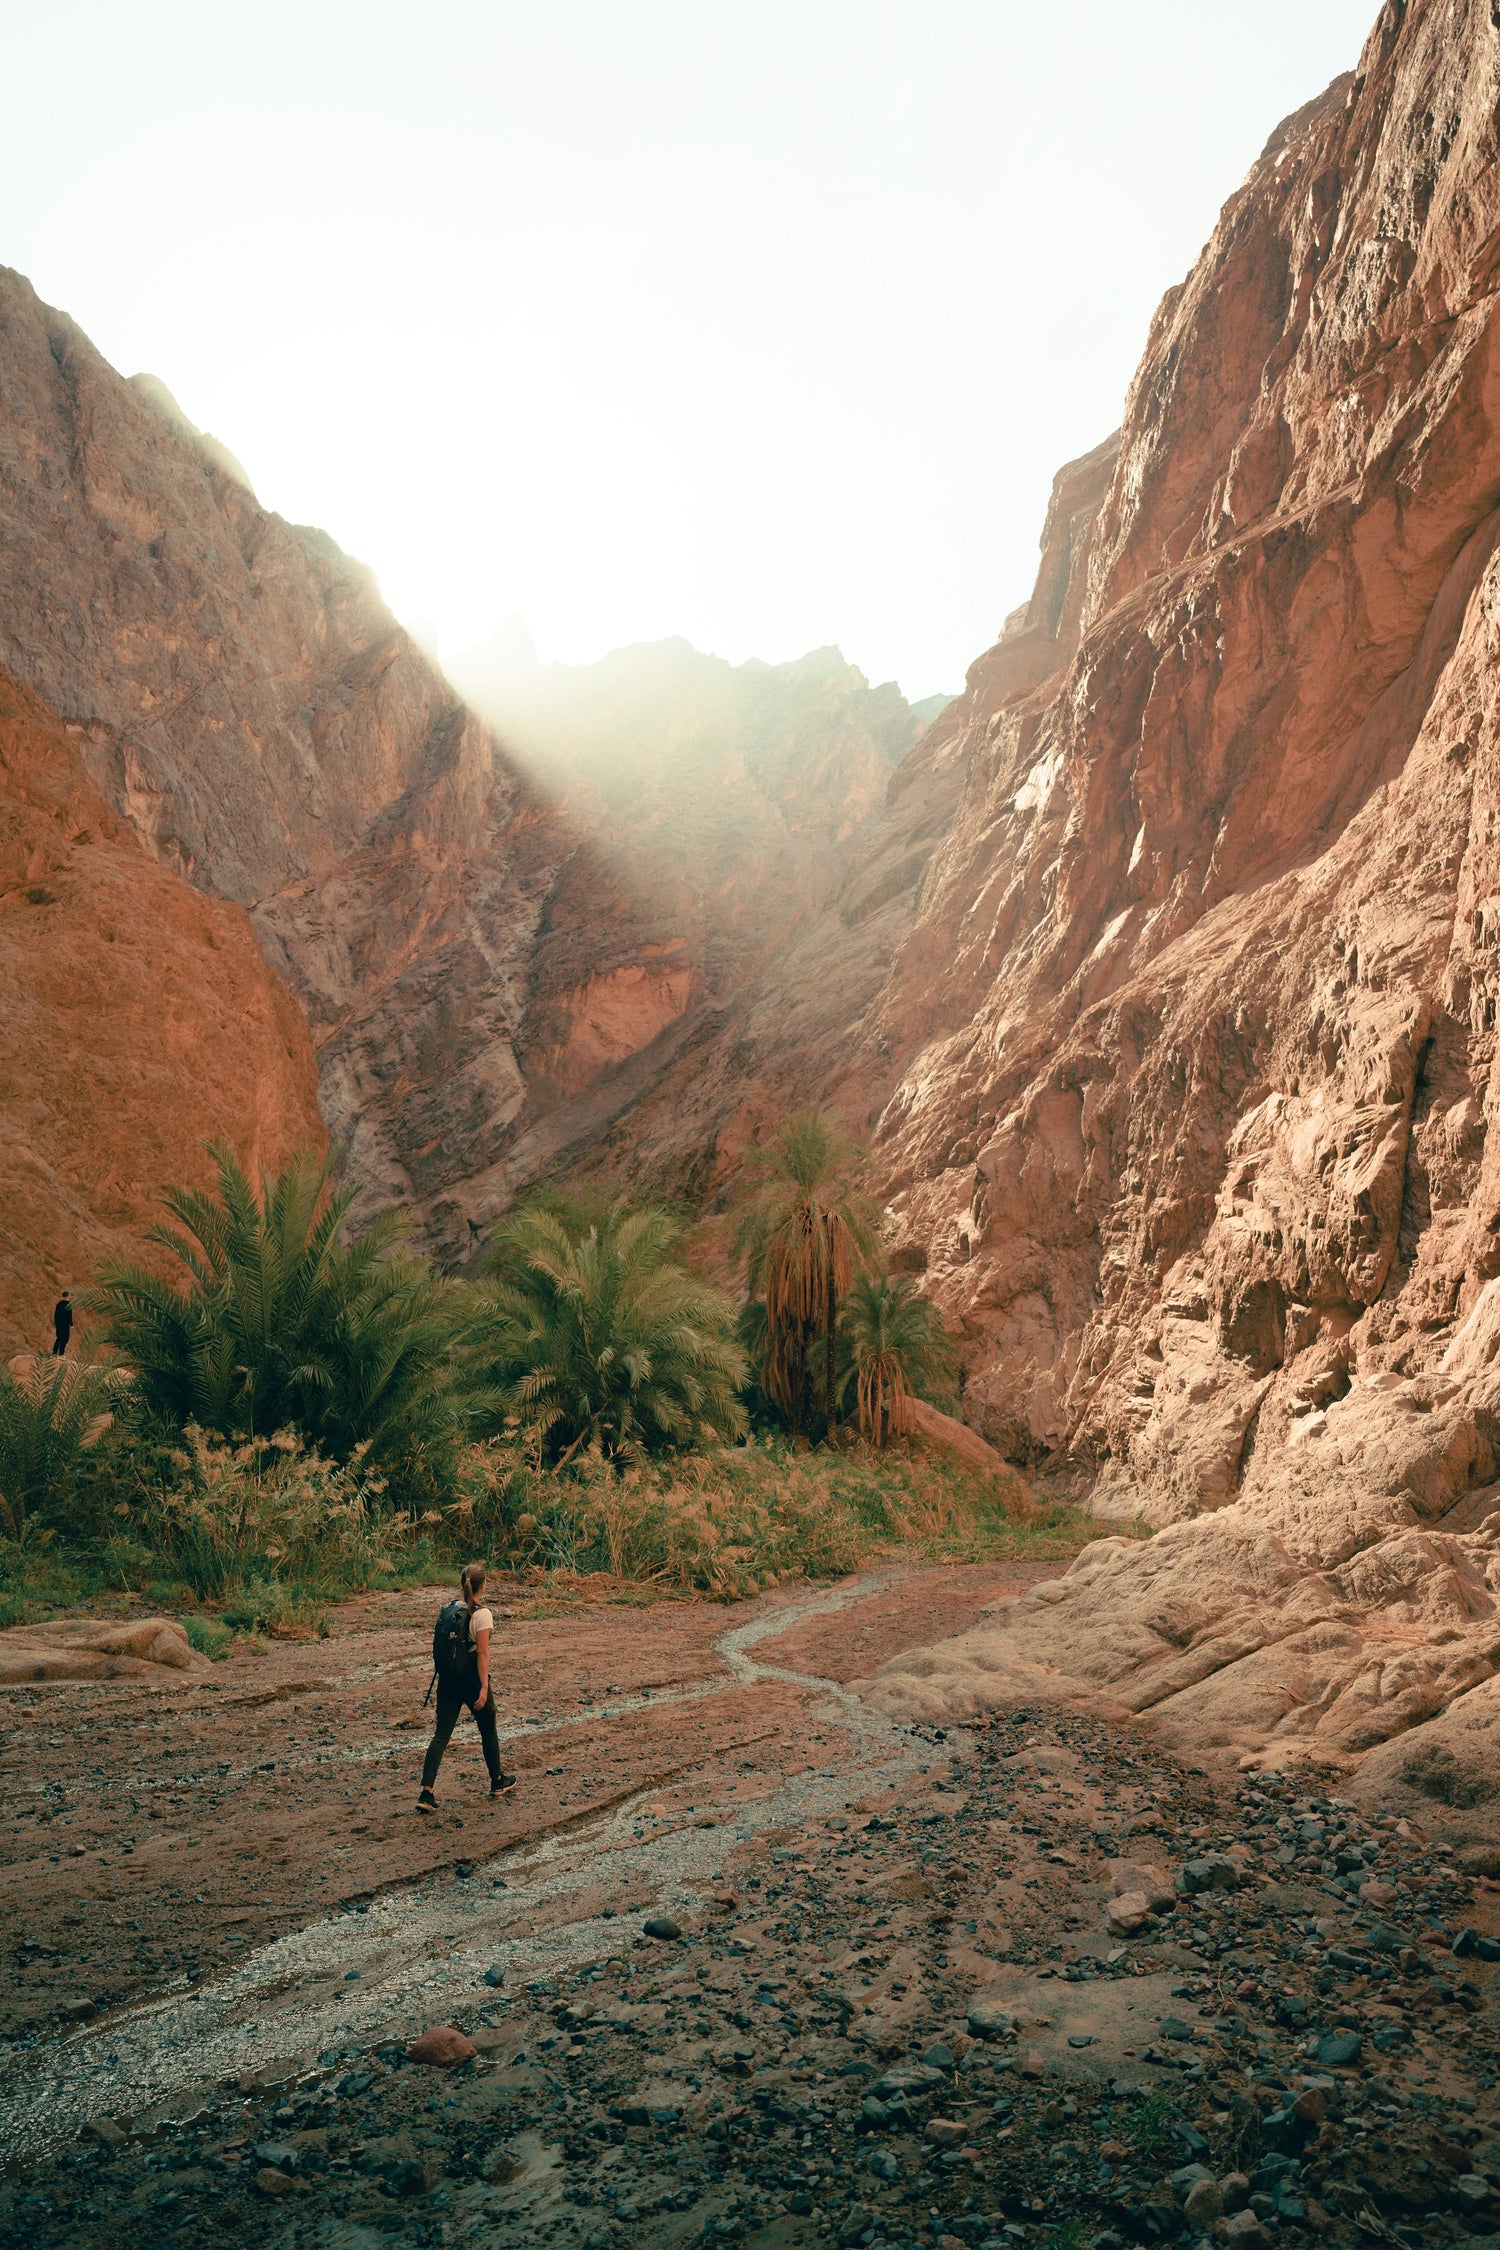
[87,1145,468,1503]
[472,1202,746,1462]
[180,1613,234,1660]
[140,1424,402,1605]
[457,1432,1057,1599]
[0,1358,125,1534]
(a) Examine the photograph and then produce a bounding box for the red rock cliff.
[847,0,1500,1792]
[0,668,323,1354]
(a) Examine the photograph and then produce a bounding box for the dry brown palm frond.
[857,1348,916,1445]
[732,1114,878,1433]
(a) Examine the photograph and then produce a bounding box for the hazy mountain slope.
[0,282,937,1265]
[0,667,322,1353]
[448,636,928,1152]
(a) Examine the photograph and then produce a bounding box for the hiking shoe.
[416,1787,438,1814]
[491,1773,517,1799]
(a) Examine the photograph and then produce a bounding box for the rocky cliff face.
[0,272,937,1264]
[0,265,585,1257]
[0,667,322,1353]
[845,0,1500,1793]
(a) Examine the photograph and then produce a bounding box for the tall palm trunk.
[825,1253,837,1434]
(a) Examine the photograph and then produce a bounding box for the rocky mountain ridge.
[0,271,930,1268]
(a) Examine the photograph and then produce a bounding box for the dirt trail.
[3,1558,1496,2250]
[0,1561,1043,2132]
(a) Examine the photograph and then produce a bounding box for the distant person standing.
[417,1561,516,1812]
[51,1292,72,1356]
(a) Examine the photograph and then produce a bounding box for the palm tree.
[731,1113,878,1436]
[88,1147,465,1495]
[837,1273,956,1445]
[473,1200,747,1463]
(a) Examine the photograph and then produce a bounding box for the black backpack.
[428,1599,479,1701]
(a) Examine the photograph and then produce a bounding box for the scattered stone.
[483,1964,505,1987]
[1184,2178,1225,2226]
[642,1914,682,1941]
[1314,2030,1361,2068]
[967,1998,1015,2040]
[1105,1891,1152,1936]
[1111,1860,1176,1912]
[1177,1854,1239,1895]
[255,2167,296,2198]
[1220,2172,1251,2214]
[82,2118,127,2146]
[925,2118,969,2147]
[1219,2210,1271,2247]
[406,2025,476,2067]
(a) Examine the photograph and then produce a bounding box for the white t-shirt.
[468,1605,493,1641]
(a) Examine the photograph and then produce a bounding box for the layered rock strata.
[852,0,1500,1794]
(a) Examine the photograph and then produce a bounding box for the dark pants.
[421,1681,501,1790]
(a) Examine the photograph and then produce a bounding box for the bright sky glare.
[7,1,1376,700]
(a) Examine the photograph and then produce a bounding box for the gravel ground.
[1,1575,1498,2250]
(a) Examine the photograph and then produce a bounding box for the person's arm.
[473,1624,491,1709]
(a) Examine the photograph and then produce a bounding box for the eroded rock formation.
[0,278,938,1263]
[0,668,322,1352]
[0,265,585,1255]
[851,0,1500,1796]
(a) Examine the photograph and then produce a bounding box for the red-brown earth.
[0,1561,1496,2249]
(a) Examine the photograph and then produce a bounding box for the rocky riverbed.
[2,1609,1496,2250]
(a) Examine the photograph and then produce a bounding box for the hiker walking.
[51,1292,72,1356]
[417,1560,516,1812]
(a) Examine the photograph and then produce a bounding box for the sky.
[6,2,1376,702]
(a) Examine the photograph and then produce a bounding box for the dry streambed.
[0,1570,1498,2250]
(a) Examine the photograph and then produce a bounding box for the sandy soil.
[0,1560,1052,2044]
[1,1557,1496,2250]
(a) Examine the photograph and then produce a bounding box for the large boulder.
[0,1617,208,1685]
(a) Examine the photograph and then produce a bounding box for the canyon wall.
[853,0,1500,1792]
[450,635,933,1195]
[0,667,322,1353]
[0,268,937,1271]
[0,264,580,1258]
